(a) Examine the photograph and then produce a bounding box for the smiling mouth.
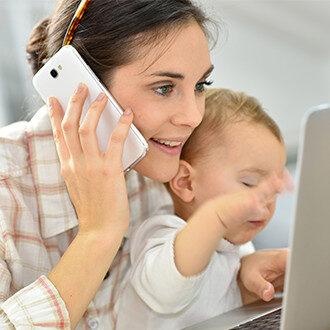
[149,137,186,156]
[150,138,183,148]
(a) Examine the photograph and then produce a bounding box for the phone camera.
[50,69,58,78]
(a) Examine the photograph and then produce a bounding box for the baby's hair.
[181,88,283,165]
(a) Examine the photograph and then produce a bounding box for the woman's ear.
[169,160,195,203]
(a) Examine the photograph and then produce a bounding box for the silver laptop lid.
[281,105,330,330]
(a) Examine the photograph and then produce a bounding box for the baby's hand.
[205,173,287,230]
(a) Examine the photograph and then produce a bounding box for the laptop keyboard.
[230,308,282,329]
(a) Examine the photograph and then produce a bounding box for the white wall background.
[203,0,330,155]
[0,0,56,126]
[327,58,330,92]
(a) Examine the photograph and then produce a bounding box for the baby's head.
[168,88,287,245]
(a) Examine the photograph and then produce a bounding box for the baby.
[116,88,288,329]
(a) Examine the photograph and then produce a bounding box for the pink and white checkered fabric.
[0,106,172,329]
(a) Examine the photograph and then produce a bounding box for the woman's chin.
[133,156,179,182]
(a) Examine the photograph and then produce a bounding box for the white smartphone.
[33,45,148,173]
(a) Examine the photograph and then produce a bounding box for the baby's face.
[191,120,287,245]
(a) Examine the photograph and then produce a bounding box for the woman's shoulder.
[0,120,30,180]
[0,107,50,180]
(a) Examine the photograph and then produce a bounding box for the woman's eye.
[195,80,213,93]
[154,85,174,97]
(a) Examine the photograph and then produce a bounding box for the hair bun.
[26,17,50,75]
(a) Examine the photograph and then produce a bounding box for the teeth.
[153,138,182,147]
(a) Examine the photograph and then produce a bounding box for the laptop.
[185,104,330,330]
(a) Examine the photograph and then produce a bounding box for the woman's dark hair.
[27,0,214,85]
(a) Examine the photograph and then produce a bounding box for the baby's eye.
[195,80,213,93]
[154,85,174,97]
[242,182,255,188]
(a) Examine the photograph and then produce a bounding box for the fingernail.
[262,284,273,301]
[77,83,85,93]
[47,97,53,108]
[124,108,132,116]
[97,92,105,101]
[262,289,269,301]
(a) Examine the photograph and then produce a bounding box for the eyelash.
[153,80,214,97]
[242,182,255,188]
[195,80,213,93]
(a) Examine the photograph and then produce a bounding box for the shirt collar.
[216,238,240,254]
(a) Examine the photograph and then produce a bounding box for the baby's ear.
[169,160,195,203]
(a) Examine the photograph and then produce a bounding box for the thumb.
[262,282,275,302]
[245,274,275,302]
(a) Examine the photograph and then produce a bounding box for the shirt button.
[87,318,99,329]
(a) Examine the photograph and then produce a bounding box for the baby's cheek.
[267,200,277,219]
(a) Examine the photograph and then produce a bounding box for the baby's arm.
[174,174,284,277]
[129,213,208,314]
[174,203,227,276]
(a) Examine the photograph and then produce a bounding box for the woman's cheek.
[135,109,167,136]
[131,109,152,133]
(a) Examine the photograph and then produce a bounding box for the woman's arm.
[46,85,133,328]
[47,231,124,328]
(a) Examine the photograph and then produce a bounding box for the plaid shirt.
[0,107,172,329]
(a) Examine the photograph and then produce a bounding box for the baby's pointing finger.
[255,174,284,204]
[282,168,295,193]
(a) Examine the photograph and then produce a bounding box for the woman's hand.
[48,83,133,236]
[237,248,288,305]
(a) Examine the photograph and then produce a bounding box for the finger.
[61,83,88,157]
[48,97,70,162]
[275,248,289,268]
[256,205,271,222]
[282,168,295,193]
[105,109,133,168]
[267,248,288,275]
[244,272,275,302]
[79,92,108,157]
[272,274,285,292]
[262,282,275,302]
[254,173,283,204]
[241,190,271,221]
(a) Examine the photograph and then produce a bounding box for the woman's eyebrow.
[149,64,214,80]
[150,71,184,79]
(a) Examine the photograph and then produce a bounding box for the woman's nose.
[171,96,203,128]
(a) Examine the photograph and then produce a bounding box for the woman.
[0,0,287,328]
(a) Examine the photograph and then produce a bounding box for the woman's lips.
[149,138,183,156]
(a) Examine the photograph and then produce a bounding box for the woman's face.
[109,21,213,182]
